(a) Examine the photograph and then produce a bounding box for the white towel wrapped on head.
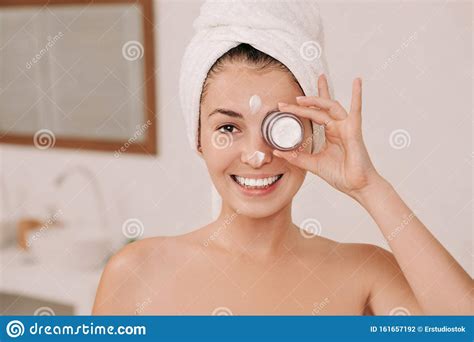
[179,0,332,155]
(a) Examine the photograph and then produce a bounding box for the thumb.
[272,149,316,172]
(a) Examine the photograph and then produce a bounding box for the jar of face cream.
[261,111,304,151]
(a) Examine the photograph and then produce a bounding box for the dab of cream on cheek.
[248,94,262,115]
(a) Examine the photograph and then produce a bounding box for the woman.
[92,4,472,316]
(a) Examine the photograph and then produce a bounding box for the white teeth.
[233,175,281,188]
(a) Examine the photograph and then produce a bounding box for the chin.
[231,200,286,219]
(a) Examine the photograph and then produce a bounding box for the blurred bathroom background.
[0,0,472,315]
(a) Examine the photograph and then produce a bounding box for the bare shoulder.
[333,241,422,315]
[92,236,170,315]
[92,233,204,315]
[328,241,401,285]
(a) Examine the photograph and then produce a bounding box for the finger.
[296,96,347,120]
[278,102,333,127]
[318,74,331,99]
[272,149,317,172]
[350,77,362,124]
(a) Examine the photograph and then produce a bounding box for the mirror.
[0,0,157,155]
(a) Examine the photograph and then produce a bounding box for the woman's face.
[199,63,313,218]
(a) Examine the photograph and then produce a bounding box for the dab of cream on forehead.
[248,94,262,115]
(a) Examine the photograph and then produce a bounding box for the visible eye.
[217,124,239,134]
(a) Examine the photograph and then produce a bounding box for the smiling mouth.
[230,174,284,189]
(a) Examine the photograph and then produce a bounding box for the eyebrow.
[208,107,279,119]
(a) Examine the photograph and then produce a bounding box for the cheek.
[201,131,239,173]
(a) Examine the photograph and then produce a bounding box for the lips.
[230,174,283,188]
[229,173,284,196]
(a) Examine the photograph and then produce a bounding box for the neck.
[210,201,299,261]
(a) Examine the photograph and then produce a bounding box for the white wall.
[1,0,472,276]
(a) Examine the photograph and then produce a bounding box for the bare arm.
[353,176,472,315]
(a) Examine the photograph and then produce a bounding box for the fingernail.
[272,150,281,157]
[278,102,288,107]
[296,96,305,100]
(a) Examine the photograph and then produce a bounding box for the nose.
[240,131,273,168]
